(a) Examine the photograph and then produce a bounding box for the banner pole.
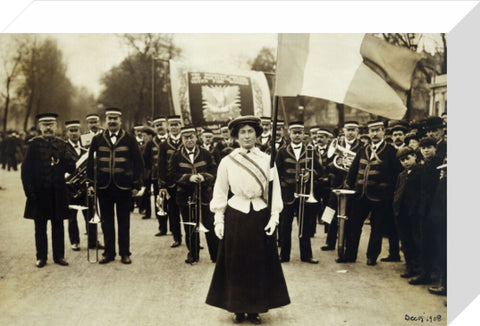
[266,95,279,226]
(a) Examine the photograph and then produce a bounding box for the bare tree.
[0,37,24,132]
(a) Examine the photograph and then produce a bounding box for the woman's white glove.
[264,214,279,236]
[214,222,224,240]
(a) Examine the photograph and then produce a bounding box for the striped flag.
[275,34,422,120]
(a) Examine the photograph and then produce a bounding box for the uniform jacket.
[143,136,162,181]
[157,136,183,188]
[168,145,217,206]
[87,129,144,191]
[275,143,323,205]
[260,137,288,155]
[393,164,422,217]
[346,140,402,202]
[21,136,76,220]
[215,139,239,162]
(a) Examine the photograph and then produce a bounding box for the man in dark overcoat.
[169,126,218,264]
[87,108,144,264]
[21,113,76,267]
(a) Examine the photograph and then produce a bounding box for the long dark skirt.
[206,205,290,313]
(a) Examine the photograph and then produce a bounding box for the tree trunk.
[3,77,11,132]
[23,90,34,132]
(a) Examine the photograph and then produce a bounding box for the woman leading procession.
[206,115,290,324]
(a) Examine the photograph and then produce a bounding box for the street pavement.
[0,168,446,326]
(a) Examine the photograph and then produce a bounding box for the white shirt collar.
[170,134,181,141]
[372,138,384,151]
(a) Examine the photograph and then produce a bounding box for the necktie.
[187,150,194,162]
[110,133,117,144]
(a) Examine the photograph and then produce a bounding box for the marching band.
[17,108,447,322]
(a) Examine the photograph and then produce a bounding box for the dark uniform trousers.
[179,204,218,261]
[279,200,316,261]
[68,201,98,248]
[344,196,389,261]
[163,187,182,242]
[98,187,132,258]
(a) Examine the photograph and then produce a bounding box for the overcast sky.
[49,33,277,97]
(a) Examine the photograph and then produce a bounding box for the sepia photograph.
[0,2,475,325]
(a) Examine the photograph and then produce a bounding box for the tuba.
[65,152,89,199]
[327,139,356,172]
[294,144,318,238]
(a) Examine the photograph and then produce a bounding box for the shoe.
[428,286,447,296]
[279,257,290,263]
[321,245,335,251]
[99,256,115,264]
[380,255,401,262]
[170,241,181,248]
[409,274,434,285]
[366,258,376,266]
[247,313,262,324]
[142,215,151,220]
[336,257,355,263]
[36,259,46,268]
[302,258,319,264]
[185,257,198,265]
[54,258,69,266]
[121,256,132,264]
[200,245,204,250]
[233,313,245,324]
[155,231,167,237]
[71,243,80,251]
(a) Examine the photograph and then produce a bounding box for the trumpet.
[294,144,318,238]
[327,139,356,172]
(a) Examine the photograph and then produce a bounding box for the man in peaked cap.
[81,114,102,148]
[341,119,402,266]
[390,121,409,151]
[259,117,272,146]
[87,108,144,265]
[276,121,322,264]
[168,126,218,264]
[22,113,76,267]
[156,115,184,245]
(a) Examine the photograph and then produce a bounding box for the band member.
[322,121,362,251]
[169,126,218,264]
[21,113,76,267]
[313,128,332,226]
[276,121,322,264]
[140,126,157,220]
[207,115,289,323]
[309,126,319,146]
[390,121,408,150]
[215,125,239,160]
[143,117,167,229]
[80,113,102,148]
[133,124,145,151]
[65,120,93,251]
[340,120,402,265]
[259,117,272,146]
[260,120,287,154]
[157,115,183,247]
[200,128,219,163]
[87,108,144,264]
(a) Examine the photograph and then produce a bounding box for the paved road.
[0,168,446,326]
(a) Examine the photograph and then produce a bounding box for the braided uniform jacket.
[275,143,323,205]
[346,141,401,202]
[86,129,144,191]
[143,136,162,181]
[157,137,183,188]
[168,146,217,206]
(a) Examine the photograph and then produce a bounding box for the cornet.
[327,138,356,172]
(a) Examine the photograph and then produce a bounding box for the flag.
[275,34,422,120]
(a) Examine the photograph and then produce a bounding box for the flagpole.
[266,95,279,234]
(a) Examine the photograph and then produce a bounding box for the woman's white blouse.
[210,147,283,225]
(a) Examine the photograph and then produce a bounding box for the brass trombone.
[294,144,318,238]
[87,153,102,263]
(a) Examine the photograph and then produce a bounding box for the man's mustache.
[108,122,118,127]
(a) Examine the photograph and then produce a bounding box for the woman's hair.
[230,122,263,138]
